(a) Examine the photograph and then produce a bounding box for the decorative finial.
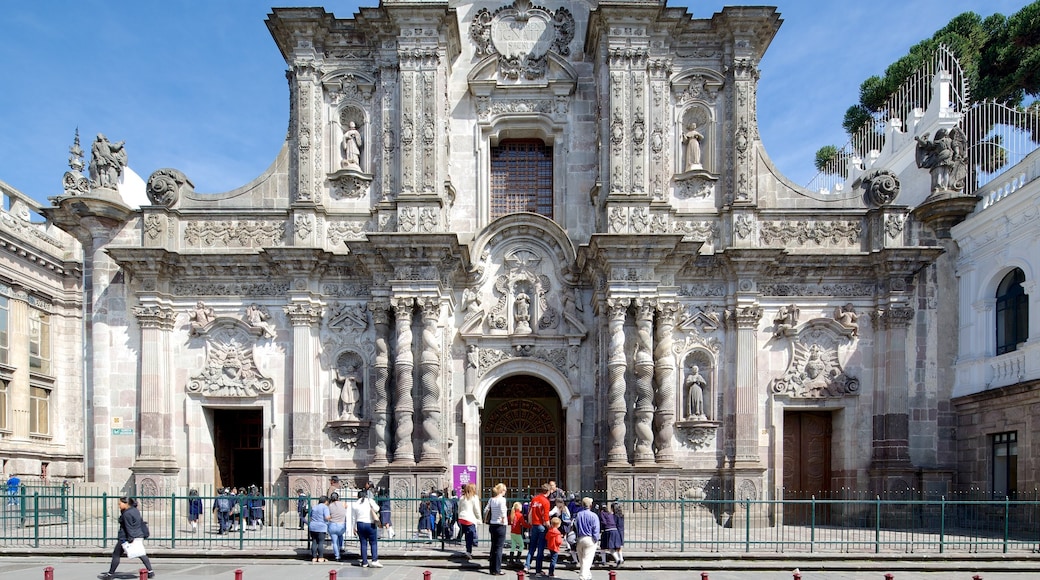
[60,127,91,196]
[68,128,85,173]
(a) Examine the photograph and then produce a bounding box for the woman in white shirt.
[350,490,383,568]
[484,482,509,575]
[456,483,483,560]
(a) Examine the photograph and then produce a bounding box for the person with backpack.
[213,488,232,534]
[98,496,153,579]
[187,489,203,533]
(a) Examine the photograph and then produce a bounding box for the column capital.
[133,304,177,330]
[284,302,323,326]
[872,305,914,329]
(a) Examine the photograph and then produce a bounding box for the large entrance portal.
[783,410,833,524]
[210,408,264,490]
[481,377,563,496]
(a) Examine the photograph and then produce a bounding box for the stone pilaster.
[871,305,915,469]
[392,297,416,466]
[606,297,630,466]
[284,302,325,468]
[368,301,392,467]
[653,301,680,463]
[734,304,763,465]
[418,297,443,465]
[130,304,179,479]
[729,56,759,205]
[290,62,321,204]
[632,299,656,465]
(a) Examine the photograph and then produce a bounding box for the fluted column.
[418,298,443,465]
[392,298,416,465]
[632,299,656,465]
[132,304,178,470]
[606,297,630,466]
[369,301,392,467]
[285,302,325,463]
[734,305,763,464]
[653,301,680,463]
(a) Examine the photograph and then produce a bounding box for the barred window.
[995,268,1028,355]
[490,140,553,220]
[29,386,49,436]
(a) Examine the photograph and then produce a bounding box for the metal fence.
[3,490,1039,555]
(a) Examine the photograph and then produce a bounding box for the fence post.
[171,493,177,549]
[680,497,685,553]
[33,492,40,548]
[875,495,881,554]
[810,495,816,554]
[43,566,54,580]
[939,495,946,554]
[103,492,109,544]
[744,497,751,553]
[1003,496,1010,554]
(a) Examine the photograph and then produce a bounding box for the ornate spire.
[61,128,91,196]
[68,128,85,173]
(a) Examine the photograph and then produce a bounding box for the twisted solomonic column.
[606,297,630,465]
[392,298,416,465]
[633,299,656,465]
[653,301,681,463]
[369,301,392,467]
[418,298,443,465]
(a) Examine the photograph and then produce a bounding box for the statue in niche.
[684,365,708,419]
[88,133,127,188]
[915,127,967,193]
[683,122,704,171]
[335,358,363,420]
[245,303,277,339]
[466,344,479,370]
[773,304,799,336]
[514,292,532,334]
[189,301,215,335]
[341,121,363,171]
[834,304,860,336]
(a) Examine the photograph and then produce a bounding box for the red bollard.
[702,573,710,580]
[793,571,801,580]
[517,570,525,580]
[424,572,432,580]
[609,571,617,580]
[885,574,895,580]
[973,576,983,580]
[235,570,243,580]
[329,569,337,580]
[43,567,54,580]
[139,569,149,580]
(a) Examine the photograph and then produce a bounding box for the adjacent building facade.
[20,0,1035,507]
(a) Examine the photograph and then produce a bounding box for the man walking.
[525,483,552,574]
[572,497,600,580]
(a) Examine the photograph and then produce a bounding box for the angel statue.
[915,127,968,194]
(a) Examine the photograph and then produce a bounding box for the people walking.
[187,489,203,533]
[457,483,483,560]
[351,489,383,568]
[572,497,600,580]
[611,498,626,566]
[327,492,350,561]
[213,488,232,534]
[377,487,394,539]
[484,482,509,575]
[308,495,330,562]
[598,502,622,566]
[524,483,551,574]
[98,496,153,579]
[507,501,528,568]
[545,516,563,577]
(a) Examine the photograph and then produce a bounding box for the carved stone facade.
[38,1,974,502]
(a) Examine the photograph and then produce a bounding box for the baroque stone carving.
[674,420,718,450]
[146,168,193,207]
[328,170,372,199]
[674,175,716,199]
[61,129,91,196]
[469,0,576,80]
[772,341,858,398]
[187,326,274,397]
[915,127,968,194]
[88,133,127,190]
[855,168,900,207]
[184,220,286,247]
[759,220,861,246]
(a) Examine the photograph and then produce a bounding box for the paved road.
[3,555,1038,580]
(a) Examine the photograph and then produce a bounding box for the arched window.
[489,139,553,220]
[996,268,1028,355]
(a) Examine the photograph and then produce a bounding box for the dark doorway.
[783,410,832,525]
[481,376,563,497]
[210,408,264,491]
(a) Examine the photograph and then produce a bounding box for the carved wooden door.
[783,411,832,525]
[482,398,560,496]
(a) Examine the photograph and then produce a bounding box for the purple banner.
[452,464,477,496]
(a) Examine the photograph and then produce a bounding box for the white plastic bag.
[122,538,147,558]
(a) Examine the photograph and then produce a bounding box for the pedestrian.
[377,487,395,539]
[351,489,384,568]
[550,497,573,565]
[418,492,436,539]
[327,492,349,561]
[524,483,551,575]
[213,488,232,534]
[457,482,483,560]
[598,502,622,566]
[186,489,203,533]
[484,482,509,575]
[308,495,330,562]
[296,489,308,530]
[611,498,626,566]
[545,516,563,577]
[98,496,153,579]
[507,501,528,568]
[327,475,342,498]
[572,497,599,580]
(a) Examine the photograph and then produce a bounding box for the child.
[545,516,563,578]
[187,489,203,533]
[508,501,528,567]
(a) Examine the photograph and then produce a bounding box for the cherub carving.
[189,301,215,336]
[834,304,860,336]
[245,303,277,339]
[773,304,799,336]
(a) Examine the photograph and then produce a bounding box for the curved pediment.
[468,52,577,96]
[472,212,577,278]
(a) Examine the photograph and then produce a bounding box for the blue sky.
[0,0,1032,205]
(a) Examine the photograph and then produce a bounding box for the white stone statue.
[336,361,363,420]
[683,122,704,171]
[514,292,532,334]
[89,133,127,189]
[341,121,363,171]
[189,301,214,335]
[835,303,860,336]
[246,303,277,339]
[685,365,707,419]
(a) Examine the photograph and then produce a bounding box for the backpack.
[217,496,231,512]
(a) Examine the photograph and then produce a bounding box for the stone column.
[418,298,443,465]
[871,305,915,467]
[730,56,759,205]
[606,297,630,466]
[734,305,763,464]
[289,62,320,204]
[632,299,656,465]
[285,303,325,466]
[392,298,416,466]
[369,301,392,467]
[653,301,680,463]
[131,304,178,475]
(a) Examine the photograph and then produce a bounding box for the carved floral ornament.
[187,326,274,398]
[771,325,859,399]
[468,0,576,80]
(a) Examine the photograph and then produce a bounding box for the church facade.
[40,0,969,504]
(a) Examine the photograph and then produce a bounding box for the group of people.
[298,477,393,567]
[208,485,265,534]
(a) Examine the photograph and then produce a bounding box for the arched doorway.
[481,376,563,496]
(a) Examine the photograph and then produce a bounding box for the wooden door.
[783,411,832,524]
[482,398,561,497]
